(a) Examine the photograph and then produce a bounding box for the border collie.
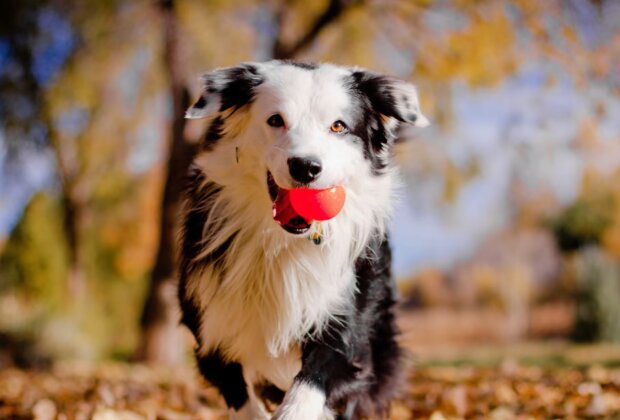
[178,60,428,419]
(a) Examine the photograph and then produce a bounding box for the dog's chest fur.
[194,243,355,388]
[182,158,392,389]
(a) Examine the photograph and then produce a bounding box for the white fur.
[184,63,400,414]
[273,382,333,420]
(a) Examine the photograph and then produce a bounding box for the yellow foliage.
[601,169,620,260]
[442,160,462,203]
[441,157,480,204]
[277,0,333,51]
[320,7,378,69]
[576,165,620,260]
[178,1,255,72]
[603,223,620,260]
[414,5,518,87]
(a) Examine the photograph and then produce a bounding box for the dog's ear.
[186,63,264,120]
[350,71,429,128]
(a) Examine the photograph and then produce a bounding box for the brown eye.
[267,114,285,128]
[330,120,347,134]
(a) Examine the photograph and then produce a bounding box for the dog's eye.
[267,114,285,128]
[330,120,347,134]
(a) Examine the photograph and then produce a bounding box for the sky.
[389,64,620,277]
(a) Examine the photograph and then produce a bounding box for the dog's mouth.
[267,172,311,235]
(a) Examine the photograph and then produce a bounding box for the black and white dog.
[178,60,428,419]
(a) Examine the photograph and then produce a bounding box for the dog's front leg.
[231,398,270,420]
[273,340,362,420]
[272,380,332,420]
[196,350,269,420]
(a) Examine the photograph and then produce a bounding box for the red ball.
[289,186,346,221]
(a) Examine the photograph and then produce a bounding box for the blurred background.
[1,0,620,373]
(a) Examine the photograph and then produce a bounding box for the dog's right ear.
[186,63,264,120]
[350,70,429,128]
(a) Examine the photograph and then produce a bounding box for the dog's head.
[187,61,428,236]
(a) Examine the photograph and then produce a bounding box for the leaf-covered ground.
[3,358,620,419]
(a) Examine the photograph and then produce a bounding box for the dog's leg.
[231,398,269,420]
[274,237,400,420]
[272,337,364,420]
[272,379,334,420]
[196,350,268,419]
[231,382,270,420]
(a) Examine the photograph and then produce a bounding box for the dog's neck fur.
[186,132,395,377]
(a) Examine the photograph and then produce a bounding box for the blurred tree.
[572,248,620,342]
[0,0,83,294]
[2,0,169,360]
[46,0,169,359]
[549,195,614,253]
[134,0,195,365]
[550,153,620,343]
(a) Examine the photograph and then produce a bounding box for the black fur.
[207,64,264,112]
[255,381,286,405]
[345,70,423,174]
[177,168,238,338]
[283,60,319,70]
[196,349,249,410]
[293,234,401,418]
[345,73,396,175]
[348,71,405,122]
[191,64,265,149]
[178,170,251,410]
[203,115,225,149]
[178,167,224,279]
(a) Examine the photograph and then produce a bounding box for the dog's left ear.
[186,63,264,120]
[351,71,430,128]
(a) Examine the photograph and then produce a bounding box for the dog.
[178,60,428,419]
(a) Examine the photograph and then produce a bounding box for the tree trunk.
[134,0,196,365]
[41,105,87,298]
[61,185,86,297]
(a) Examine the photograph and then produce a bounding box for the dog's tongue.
[272,188,306,227]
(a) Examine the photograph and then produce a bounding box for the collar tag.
[309,222,323,246]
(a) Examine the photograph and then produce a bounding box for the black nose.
[287,156,322,184]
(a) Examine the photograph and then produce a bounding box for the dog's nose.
[287,156,322,184]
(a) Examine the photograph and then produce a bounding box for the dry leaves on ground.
[2,361,620,419]
[392,361,620,419]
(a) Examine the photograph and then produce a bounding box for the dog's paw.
[272,382,332,420]
[230,399,270,420]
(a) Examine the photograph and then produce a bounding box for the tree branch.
[272,0,365,59]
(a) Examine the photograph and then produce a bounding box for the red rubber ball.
[289,186,346,221]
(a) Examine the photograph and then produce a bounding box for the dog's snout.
[287,156,322,184]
